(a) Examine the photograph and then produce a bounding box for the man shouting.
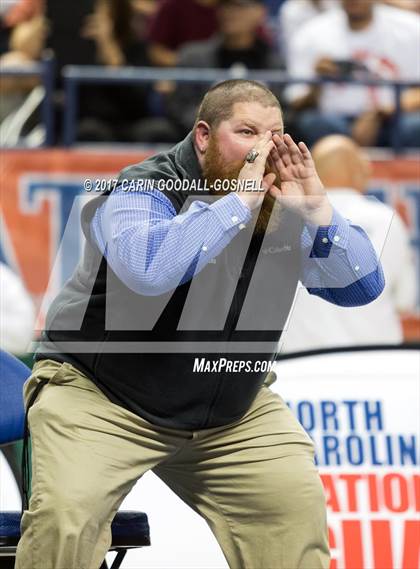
[16,80,384,569]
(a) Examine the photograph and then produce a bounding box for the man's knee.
[281,455,326,516]
[254,453,327,526]
[17,490,109,569]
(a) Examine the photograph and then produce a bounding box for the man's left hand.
[268,133,333,226]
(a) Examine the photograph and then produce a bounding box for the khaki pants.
[15,359,330,569]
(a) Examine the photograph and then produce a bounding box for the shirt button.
[202,245,208,252]
[239,223,246,230]
[322,237,329,244]
[231,216,239,223]
[355,265,360,271]
[334,235,340,242]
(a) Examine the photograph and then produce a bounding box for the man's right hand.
[236,131,277,211]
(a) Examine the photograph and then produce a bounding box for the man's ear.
[194,121,211,154]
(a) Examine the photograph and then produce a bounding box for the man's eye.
[241,129,254,135]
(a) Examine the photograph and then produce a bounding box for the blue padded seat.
[0,351,31,445]
[0,510,150,548]
[0,350,152,568]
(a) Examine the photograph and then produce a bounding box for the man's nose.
[257,131,273,143]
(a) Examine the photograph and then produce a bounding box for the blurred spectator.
[46,0,96,72]
[0,12,46,72]
[0,0,43,54]
[163,0,284,138]
[280,135,417,353]
[278,0,336,58]
[0,0,42,28]
[80,0,147,68]
[285,0,420,148]
[0,14,47,145]
[44,0,172,143]
[147,0,219,66]
[131,0,158,42]
[0,262,35,354]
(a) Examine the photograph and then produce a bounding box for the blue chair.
[0,350,151,569]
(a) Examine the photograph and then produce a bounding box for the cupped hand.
[236,131,277,211]
[268,133,333,225]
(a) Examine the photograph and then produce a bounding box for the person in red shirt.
[148,0,219,66]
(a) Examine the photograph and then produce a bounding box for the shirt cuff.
[303,207,350,257]
[209,192,252,232]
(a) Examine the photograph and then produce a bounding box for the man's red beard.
[202,134,283,235]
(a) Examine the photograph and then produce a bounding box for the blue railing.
[0,56,55,146]
[62,65,419,151]
[1,59,419,152]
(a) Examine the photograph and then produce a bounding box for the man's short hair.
[194,80,282,131]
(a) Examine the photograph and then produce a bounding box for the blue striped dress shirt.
[91,186,385,306]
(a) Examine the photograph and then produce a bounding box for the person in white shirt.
[280,135,417,353]
[0,262,35,354]
[285,0,420,147]
[277,0,336,59]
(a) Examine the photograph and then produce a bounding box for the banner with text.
[274,349,419,569]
